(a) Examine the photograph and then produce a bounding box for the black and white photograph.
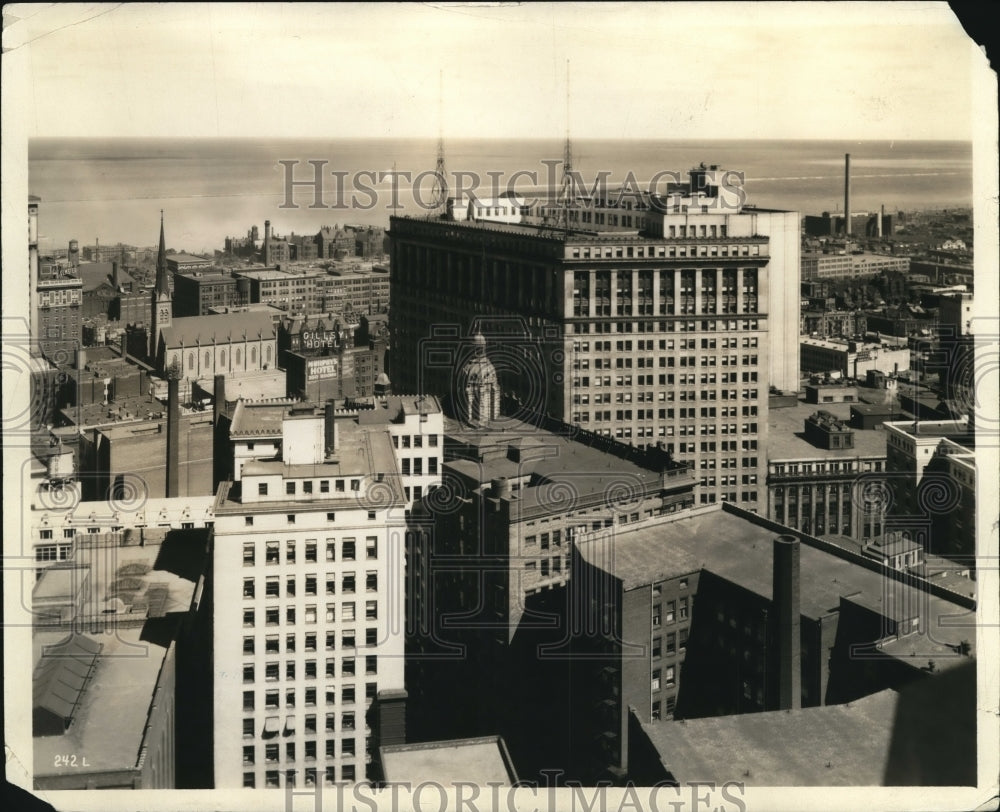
[2,3,998,811]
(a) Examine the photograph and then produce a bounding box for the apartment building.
[212,396,441,788]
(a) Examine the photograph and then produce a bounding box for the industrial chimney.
[844,154,851,237]
[112,260,120,289]
[166,376,180,498]
[773,534,801,710]
[213,374,226,426]
[324,400,337,457]
[264,220,272,262]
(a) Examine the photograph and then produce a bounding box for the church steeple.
[155,209,170,297]
[150,210,172,363]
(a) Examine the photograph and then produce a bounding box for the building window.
[259,483,268,496]
[652,604,661,627]
[366,537,378,559]
[343,539,356,560]
[652,669,661,691]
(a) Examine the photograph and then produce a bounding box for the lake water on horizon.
[29,138,972,254]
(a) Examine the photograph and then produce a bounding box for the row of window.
[243,682,377,710]
[183,345,273,370]
[34,544,73,561]
[263,479,360,497]
[650,696,676,720]
[573,337,758,352]
[243,737,369,765]
[243,655,377,682]
[523,556,566,578]
[653,597,690,626]
[652,629,688,658]
[242,572,378,597]
[400,458,437,476]
[570,320,761,335]
[243,764,358,788]
[390,434,439,449]
[243,537,377,566]
[568,240,758,258]
[771,460,883,475]
[572,376,760,394]
[702,456,759,469]
[242,610,380,642]
[651,665,676,692]
[37,528,78,540]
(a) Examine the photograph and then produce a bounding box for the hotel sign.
[301,329,341,350]
[307,357,340,381]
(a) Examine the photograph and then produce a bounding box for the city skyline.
[3,3,998,811]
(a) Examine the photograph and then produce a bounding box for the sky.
[1,2,979,141]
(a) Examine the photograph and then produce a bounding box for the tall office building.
[212,396,442,788]
[32,194,84,366]
[389,165,799,507]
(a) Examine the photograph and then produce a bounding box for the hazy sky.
[2,2,978,141]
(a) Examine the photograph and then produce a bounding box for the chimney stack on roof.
[166,377,180,498]
[773,534,802,710]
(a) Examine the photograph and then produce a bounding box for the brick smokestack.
[844,153,851,237]
[324,400,337,457]
[213,374,226,426]
[264,220,271,262]
[112,260,120,289]
[166,376,180,498]
[773,534,801,710]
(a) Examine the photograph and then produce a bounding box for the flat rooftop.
[443,416,673,514]
[575,504,974,660]
[166,252,211,263]
[218,416,404,510]
[33,627,173,778]
[639,689,900,785]
[380,736,518,785]
[767,400,888,460]
[230,399,300,438]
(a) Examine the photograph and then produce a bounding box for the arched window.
[235,348,242,366]
[220,350,227,367]
[251,346,257,365]
[266,345,273,363]
[205,351,211,367]
[188,352,194,370]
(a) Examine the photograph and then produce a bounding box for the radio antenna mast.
[430,70,448,214]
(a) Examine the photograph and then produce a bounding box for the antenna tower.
[554,60,574,229]
[430,70,448,213]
